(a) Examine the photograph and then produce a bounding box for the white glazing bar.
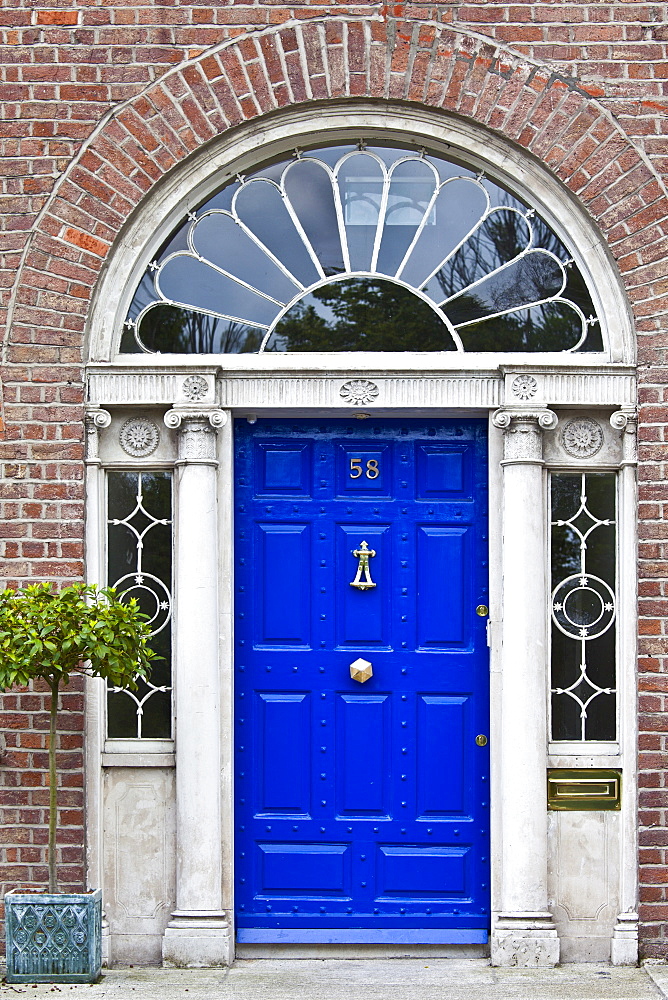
[367,154,391,274]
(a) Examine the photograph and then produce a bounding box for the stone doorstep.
[0,961,664,1000]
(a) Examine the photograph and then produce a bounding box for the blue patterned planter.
[4,889,102,983]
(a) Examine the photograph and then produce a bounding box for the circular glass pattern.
[114,572,172,636]
[551,573,615,640]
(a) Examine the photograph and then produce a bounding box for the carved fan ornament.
[122,144,600,355]
[340,380,379,405]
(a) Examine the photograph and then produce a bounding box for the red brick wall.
[1,2,667,956]
[0,680,85,894]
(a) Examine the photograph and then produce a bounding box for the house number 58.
[350,458,380,480]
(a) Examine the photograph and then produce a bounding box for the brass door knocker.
[350,540,376,590]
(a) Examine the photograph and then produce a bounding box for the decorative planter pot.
[4,889,102,983]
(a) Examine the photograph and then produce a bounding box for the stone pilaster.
[490,408,560,968]
[610,408,639,967]
[161,407,232,968]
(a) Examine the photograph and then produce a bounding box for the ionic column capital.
[84,406,112,463]
[610,406,637,432]
[164,407,227,430]
[610,407,637,466]
[164,408,228,465]
[492,408,558,464]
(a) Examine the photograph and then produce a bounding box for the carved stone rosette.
[119,416,160,457]
[339,379,379,405]
[560,417,603,459]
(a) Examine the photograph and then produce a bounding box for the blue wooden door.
[234,418,489,943]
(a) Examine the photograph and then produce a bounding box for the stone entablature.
[87,365,636,414]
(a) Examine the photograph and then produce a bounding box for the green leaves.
[0,581,159,892]
[0,582,157,693]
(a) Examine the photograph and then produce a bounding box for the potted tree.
[0,582,156,983]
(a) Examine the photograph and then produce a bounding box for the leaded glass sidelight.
[121,143,601,355]
[106,471,173,739]
[550,472,616,742]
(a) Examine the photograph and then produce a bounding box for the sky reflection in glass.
[123,143,601,354]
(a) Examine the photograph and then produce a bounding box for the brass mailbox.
[547,769,621,811]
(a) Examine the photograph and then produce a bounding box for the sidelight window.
[106,470,173,739]
[549,472,617,742]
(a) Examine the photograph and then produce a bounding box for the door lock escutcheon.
[475,734,488,747]
[476,604,489,617]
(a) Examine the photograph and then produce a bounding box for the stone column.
[610,408,639,966]
[490,408,560,967]
[161,407,232,968]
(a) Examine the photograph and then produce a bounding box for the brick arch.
[6,17,668,376]
[6,15,667,374]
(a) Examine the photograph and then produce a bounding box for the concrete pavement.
[2,960,668,1000]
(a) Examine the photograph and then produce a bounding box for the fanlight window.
[122,143,601,354]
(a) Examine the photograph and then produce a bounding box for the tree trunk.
[48,678,59,894]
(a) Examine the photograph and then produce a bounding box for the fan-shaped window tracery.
[121,143,602,355]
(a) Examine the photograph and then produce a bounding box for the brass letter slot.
[547,769,621,811]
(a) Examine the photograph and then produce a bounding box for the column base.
[611,912,638,966]
[162,911,233,968]
[491,912,560,967]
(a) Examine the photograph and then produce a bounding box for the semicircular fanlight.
[122,144,602,355]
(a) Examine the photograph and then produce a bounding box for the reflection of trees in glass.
[550,472,616,741]
[107,471,173,739]
[266,279,457,352]
[121,143,604,356]
[136,304,263,354]
[436,208,601,352]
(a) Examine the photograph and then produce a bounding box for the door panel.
[336,524,390,646]
[256,693,311,815]
[337,694,391,816]
[416,526,468,647]
[416,696,467,816]
[259,843,350,895]
[377,845,468,896]
[235,418,489,941]
[257,523,311,645]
